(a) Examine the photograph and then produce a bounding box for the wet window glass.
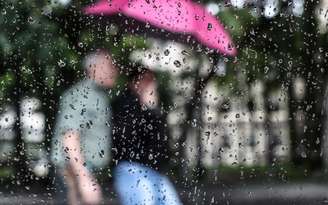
[0,0,327,204]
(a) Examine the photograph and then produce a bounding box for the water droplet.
[228,43,233,51]
[264,66,269,73]
[181,50,190,56]
[27,16,35,24]
[99,150,105,158]
[173,60,181,68]
[207,23,213,31]
[164,49,170,56]
[58,60,66,67]
[191,119,197,127]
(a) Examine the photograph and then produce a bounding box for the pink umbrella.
[84,0,237,56]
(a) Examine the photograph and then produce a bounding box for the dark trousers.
[53,168,69,205]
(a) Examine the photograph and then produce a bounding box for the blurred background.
[1,0,328,204]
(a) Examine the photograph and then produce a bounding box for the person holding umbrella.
[111,67,182,205]
[51,49,118,205]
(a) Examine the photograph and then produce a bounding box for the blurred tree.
[217,0,328,171]
[0,0,82,183]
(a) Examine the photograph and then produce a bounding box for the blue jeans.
[114,162,182,205]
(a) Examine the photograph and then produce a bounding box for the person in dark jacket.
[112,71,169,169]
[112,69,181,205]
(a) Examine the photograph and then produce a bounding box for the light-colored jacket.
[51,79,111,169]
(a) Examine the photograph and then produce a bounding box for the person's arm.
[63,130,89,178]
[63,130,102,205]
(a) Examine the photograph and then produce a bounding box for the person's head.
[130,69,159,108]
[83,49,118,88]
[130,69,157,94]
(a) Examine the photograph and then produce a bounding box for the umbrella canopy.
[84,0,237,56]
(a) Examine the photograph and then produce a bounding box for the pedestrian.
[51,49,118,205]
[112,68,182,205]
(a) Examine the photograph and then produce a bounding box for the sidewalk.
[210,183,328,205]
[1,182,328,204]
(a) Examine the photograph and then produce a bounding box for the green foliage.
[216,7,320,93]
[0,72,15,102]
[218,8,258,41]
[0,0,147,101]
[0,1,75,100]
